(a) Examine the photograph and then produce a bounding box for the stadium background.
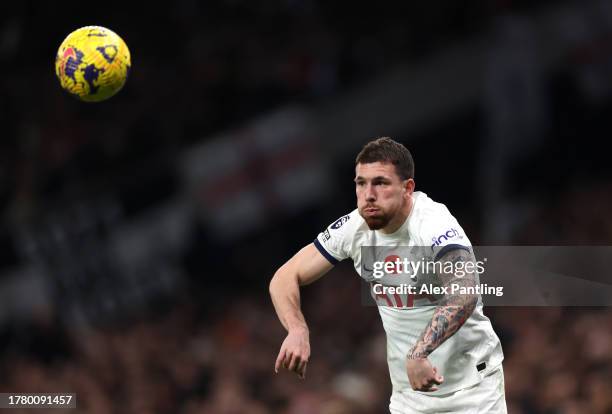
[1,0,612,413]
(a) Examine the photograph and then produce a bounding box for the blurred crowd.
[1,183,612,413]
[0,0,562,230]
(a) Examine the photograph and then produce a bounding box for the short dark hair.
[355,137,414,180]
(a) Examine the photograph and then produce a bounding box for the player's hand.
[275,327,310,379]
[406,357,444,392]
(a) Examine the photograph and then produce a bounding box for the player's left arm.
[406,247,479,391]
[409,247,478,358]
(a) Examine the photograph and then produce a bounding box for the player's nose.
[364,184,376,201]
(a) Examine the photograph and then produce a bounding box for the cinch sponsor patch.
[431,228,463,248]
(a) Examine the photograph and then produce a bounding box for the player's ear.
[404,178,415,194]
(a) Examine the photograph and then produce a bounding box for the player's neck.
[379,195,414,235]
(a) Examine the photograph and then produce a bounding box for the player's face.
[355,162,413,231]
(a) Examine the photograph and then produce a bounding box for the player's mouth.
[363,206,380,215]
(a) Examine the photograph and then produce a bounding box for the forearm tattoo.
[408,248,478,359]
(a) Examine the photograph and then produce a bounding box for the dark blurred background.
[1,0,612,413]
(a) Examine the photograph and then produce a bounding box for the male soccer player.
[269,137,506,413]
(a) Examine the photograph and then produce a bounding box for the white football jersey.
[314,191,504,395]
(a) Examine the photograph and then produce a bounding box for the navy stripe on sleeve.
[434,244,471,261]
[313,238,339,265]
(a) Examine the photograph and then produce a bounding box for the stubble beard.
[361,209,391,230]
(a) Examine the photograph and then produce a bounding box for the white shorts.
[389,366,507,414]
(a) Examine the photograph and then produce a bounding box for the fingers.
[420,375,443,391]
[431,367,444,384]
[287,353,300,371]
[412,382,439,392]
[297,359,308,379]
[287,353,309,377]
[410,367,444,392]
[274,347,309,378]
[415,381,438,392]
[274,348,286,373]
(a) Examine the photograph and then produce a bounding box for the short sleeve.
[314,213,353,265]
[419,215,472,261]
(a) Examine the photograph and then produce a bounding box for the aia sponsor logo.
[331,215,350,229]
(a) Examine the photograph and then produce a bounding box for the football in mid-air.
[55,26,131,102]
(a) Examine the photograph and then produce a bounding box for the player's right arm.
[269,243,335,379]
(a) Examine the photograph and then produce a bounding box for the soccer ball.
[55,26,131,102]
